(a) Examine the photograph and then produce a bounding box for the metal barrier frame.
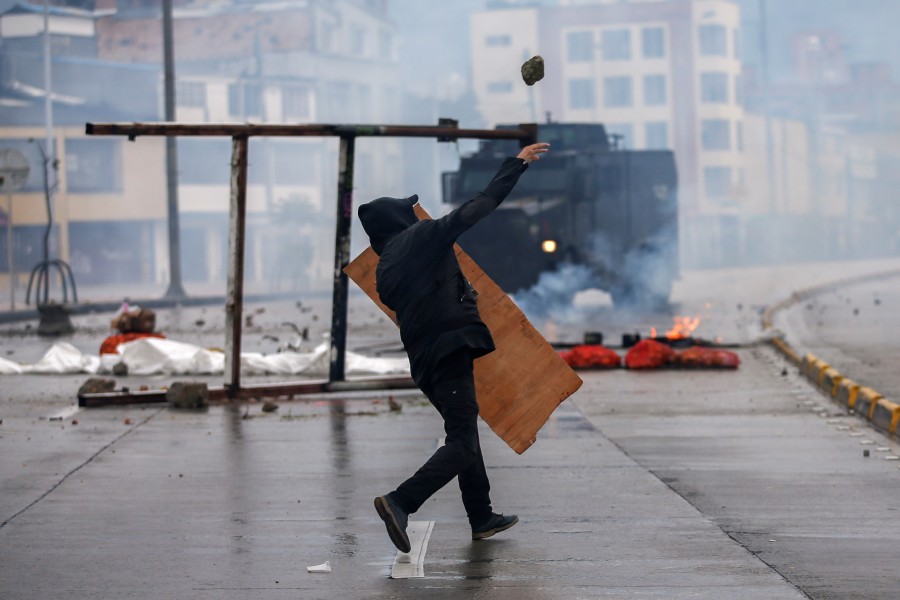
[81,121,536,405]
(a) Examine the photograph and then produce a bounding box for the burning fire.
[652,316,701,340]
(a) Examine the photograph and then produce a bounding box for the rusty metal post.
[224,135,249,397]
[328,135,355,382]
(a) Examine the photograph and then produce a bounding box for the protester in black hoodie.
[359,142,550,552]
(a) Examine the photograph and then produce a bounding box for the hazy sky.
[3,0,897,81]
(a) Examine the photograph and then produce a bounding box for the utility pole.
[162,0,186,298]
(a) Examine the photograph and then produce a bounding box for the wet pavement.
[3,258,900,598]
[1,388,808,599]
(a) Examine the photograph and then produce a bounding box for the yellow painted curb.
[872,399,900,435]
[821,368,843,398]
[815,361,831,386]
[855,387,883,420]
[836,378,861,409]
[801,354,818,379]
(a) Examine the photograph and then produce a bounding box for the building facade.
[471,0,743,267]
[0,0,403,300]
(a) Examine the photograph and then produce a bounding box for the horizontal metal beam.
[86,122,537,144]
[78,377,417,407]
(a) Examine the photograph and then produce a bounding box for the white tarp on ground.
[2,339,409,377]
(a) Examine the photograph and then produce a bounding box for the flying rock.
[521,55,545,86]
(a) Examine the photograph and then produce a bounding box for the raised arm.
[432,142,550,244]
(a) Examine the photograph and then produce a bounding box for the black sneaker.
[374,494,411,553]
[472,513,519,540]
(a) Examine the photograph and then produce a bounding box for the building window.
[282,87,311,120]
[272,141,319,185]
[732,28,741,59]
[703,166,732,199]
[0,224,59,274]
[736,121,744,152]
[642,27,665,58]
[486,34,512,47]
[606,123,634,149]
[602,29,631,60]
[701,119,731,151]
[567,31,594,62]
[700,72,729,103]
[378,30,393,59]
[734,74,743,106]
[487,81,513,94]
[568,78,594,109]
[645,122,669,149]
[228,83,262,117]
[176,80,206,109]
[699,24,728,57]
[178,139,231,185]
[643,74,666,105]
[65,139,122,193]
[0,138,46,192]
[604,76,632,108]
[351,25,367,56]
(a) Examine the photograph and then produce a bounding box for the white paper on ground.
[23,342,99,374]
[391,521,435,579]
[306,561,331,573]
[0,355,23,374]
[2,340,409,377]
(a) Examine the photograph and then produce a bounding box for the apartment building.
[471,0,744,267]
[0,0,402,296]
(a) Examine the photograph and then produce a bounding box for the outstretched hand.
[517,142,550,163]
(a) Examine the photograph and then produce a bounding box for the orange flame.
[664,316,701,340]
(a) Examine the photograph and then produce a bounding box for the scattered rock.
[124,417,133,425]
[71,419,79,426]
[78,378,116,396]
[387,395,402,412]
[112,362,129,376]
[521,55,545,86]
[262,400,279,413]
[166,381,209,410]
[255,307,266,314]
[194,319,206,327]
[245,315,254,328]
[853,308,859,316]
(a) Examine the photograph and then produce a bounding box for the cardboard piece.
[344,206,583,454]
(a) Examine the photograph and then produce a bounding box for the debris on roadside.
[560,345,621,369]
[262,400,279,413]
[387,395,402,412]
[78,377,116,396]
[166,381,209,410]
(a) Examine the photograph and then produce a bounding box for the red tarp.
[100,332,166,355]
[560,345,622,369]
[624,339,676,369]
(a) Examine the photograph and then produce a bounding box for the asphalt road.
[1,258,900,598]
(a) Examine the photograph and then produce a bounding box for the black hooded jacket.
[358,157,529,390]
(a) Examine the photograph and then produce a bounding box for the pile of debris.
[559,317,740,370]
[560,339,740,370]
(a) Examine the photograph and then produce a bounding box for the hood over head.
[358,195,418,254]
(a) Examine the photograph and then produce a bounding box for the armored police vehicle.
[442,122,678,307]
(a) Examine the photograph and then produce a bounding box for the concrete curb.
[763,268,900,441]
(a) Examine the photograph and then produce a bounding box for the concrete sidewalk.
[0,389,805,599]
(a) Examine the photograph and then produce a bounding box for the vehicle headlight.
[541,240,557,253]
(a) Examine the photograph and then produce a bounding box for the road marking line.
[43,406,80,421]
[391,520,434,579]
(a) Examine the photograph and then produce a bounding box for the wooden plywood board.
[344,206,583,454]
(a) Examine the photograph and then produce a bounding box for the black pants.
[390,349,493,526]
